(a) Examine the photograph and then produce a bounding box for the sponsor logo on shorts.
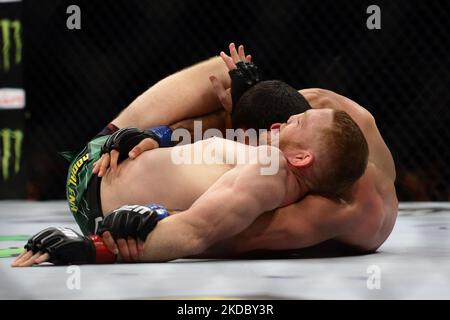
[67,153,89,213]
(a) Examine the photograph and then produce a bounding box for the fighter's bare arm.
[300,88,396,181]
[112,56,230,130]
[115,43,246,131]
[217,194,355,254]
[93,55,232,176]
[139,147,288,262]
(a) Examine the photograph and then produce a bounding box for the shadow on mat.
[182,240,376,262]
[231,240,375,260]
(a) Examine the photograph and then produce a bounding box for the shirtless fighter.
[12,44,397,266]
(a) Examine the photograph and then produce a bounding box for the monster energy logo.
[1,128,23,181]
[0,19,22,72]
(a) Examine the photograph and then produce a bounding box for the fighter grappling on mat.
[12,43,397,266]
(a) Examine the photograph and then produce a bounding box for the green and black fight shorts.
[65,135,108,236]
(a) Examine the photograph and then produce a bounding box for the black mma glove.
[24,227,115,265]
[229,61,262,113]
[95,123,119,138]
[97,204,169,242]
[101,126,173,163]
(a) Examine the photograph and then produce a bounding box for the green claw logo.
[1,129,23,181]
[0,19,22,72]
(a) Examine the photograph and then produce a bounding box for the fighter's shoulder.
[337,164,398,250]
[299,88,374,125]
[346,163,397,223]
[364,162,397,199]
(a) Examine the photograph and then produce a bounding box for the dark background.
[18,0,450,200]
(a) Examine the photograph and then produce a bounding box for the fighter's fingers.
[116,239,130,262]
[12,250,33,266]
[35,253,50,265]
[11,250,32,267]
[127,238,138,261]
[15,249,28,260]
[220,51,236,70]
[96,154,109,173]
[229,43,240,64]
[129,138,157,159]
[246,55,252,62]
[209,76,232,113]
[94,154,104,175]
[137,240,145,259]
[102,231,119,255]
[238,45,246,61]
[92,158,101,174]
[209,75,226,99]
[18,251,42,267]
[110,150,120,172]
[98,153,111,177]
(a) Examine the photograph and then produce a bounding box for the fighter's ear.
[287,150,314,168]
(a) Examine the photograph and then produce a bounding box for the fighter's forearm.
[140,213,206,262]
[170,109,231,143]
[112,56,230,130]
[139,188,251,263]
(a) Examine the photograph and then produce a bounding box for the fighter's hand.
[11,249,50,267]
[92,137,158,177]
[97,204,169,262]
[101,231,144,262]
[12,232,144,265]
[210,43,252,114]
[220,42,252,71]
[11,227,111,267]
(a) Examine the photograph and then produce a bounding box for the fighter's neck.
[283,167,309,205]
